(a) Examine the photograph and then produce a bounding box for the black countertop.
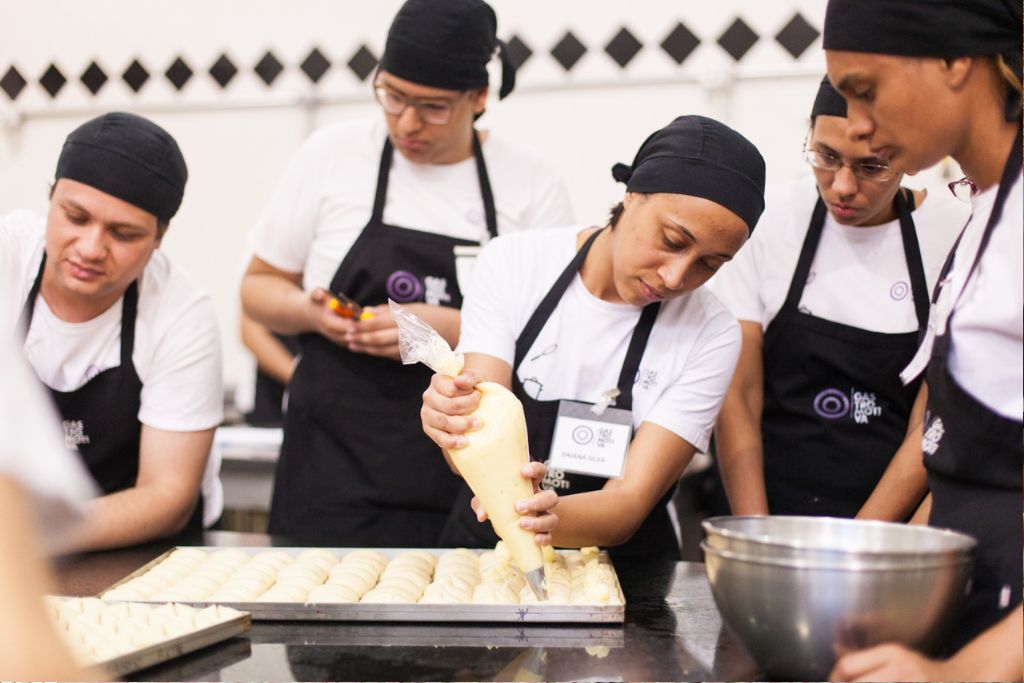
[54,531,763,681]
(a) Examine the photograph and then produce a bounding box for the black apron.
[245,333,301,427]
[761,190,929,517]
[923,126,1023,653]
[440,229,679,559]
[268,132,499,546]
[20,256,204,533]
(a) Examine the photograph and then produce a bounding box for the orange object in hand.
[327,292,375,320]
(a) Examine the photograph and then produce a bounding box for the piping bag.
[390,300,547,600]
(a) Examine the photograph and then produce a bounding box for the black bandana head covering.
[380,0,516,99]
[811,75,848,120]
[611,115,766,233]
[823,0,1022,120]
[55,112,187,222]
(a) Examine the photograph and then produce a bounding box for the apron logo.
[423,276,451,306]
[922,416,945,455]
[541,462,571,490]
[386,270,424,302]
[62,419,91,452]
[890,281,910,301]
[813,388,850,419]
[813,388,883,424]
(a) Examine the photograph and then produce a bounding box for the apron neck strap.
[782,196,828,313]
[370,131,499,239]
[513,227,660,410]
[472,131,499,239]
[892,188,930,330]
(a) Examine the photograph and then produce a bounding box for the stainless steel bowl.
[701,517,976,679]
[703,515,976,565]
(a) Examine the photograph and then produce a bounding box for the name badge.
[548,399,632,479]
[454,245,481,294]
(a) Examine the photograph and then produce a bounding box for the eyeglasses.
[373,85,466,126]
[947,176,978,203]
[803,149,896,182]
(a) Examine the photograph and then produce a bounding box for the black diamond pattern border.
[209,54,238,89]
[122,59,149,93]
[661,23,700,65]
[605,27,642,68]
[775,13,819,59]
[506,35,533,70]
[551,31,586,72]
[2,18,824,104]
[1,65,26,101]
[166,57,193,91]
[254,51,283,86]
[301,47,330,83]
[40,64,66,98]
[347,46,377,82]
[718,18,759,62]
[80,61,107,95]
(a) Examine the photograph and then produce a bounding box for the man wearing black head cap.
[421,116,766,560]
[242,0,571,547]
[0,112,223,552]
[823,2,1022,679]
[710,77,965,522]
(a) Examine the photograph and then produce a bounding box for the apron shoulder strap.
[369,138,394,225]
[615,301,661,411]
[18,251,46,336]
[513,229,602,369]
[472,131,499,239]
[781,196,828,313]
[894,188,930,330]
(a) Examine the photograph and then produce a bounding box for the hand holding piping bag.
[392,300,548,598]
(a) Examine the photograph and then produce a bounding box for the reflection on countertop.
[54,530,763,681]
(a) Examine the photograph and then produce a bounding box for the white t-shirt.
[1,210,224,524]
[943,174,1023,420]
[709,178,968,333]
[0,298,97,553]
[458,227,742,454]
[249,118,574,292]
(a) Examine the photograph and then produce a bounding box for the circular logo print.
[386,270,424,303]
[890,281,910,301]
[813,388,850,419]
[571,425,594,445]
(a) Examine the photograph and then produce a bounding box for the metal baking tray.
[49,597,251,677]
[101,546,626,624]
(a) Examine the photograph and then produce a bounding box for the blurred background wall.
[0,0,959,394]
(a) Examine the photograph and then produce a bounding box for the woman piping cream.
[421,115,766,559]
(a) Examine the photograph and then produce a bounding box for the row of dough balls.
[101,545,621,606]
[47,597,241,664]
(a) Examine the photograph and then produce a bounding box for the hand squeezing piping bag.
[391,300,547,600]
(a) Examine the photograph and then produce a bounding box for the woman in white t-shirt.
[823,0,1022,678]
[421,115,766,559]
[710,77,965,520]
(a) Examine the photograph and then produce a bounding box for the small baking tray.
[49,597,251,677]
[101,546,625,624]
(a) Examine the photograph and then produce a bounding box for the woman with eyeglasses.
[709,77,967,520]
[821,0,1022,679]
[241,0,571,547]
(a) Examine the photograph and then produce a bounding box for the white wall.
[0,0,960,392]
